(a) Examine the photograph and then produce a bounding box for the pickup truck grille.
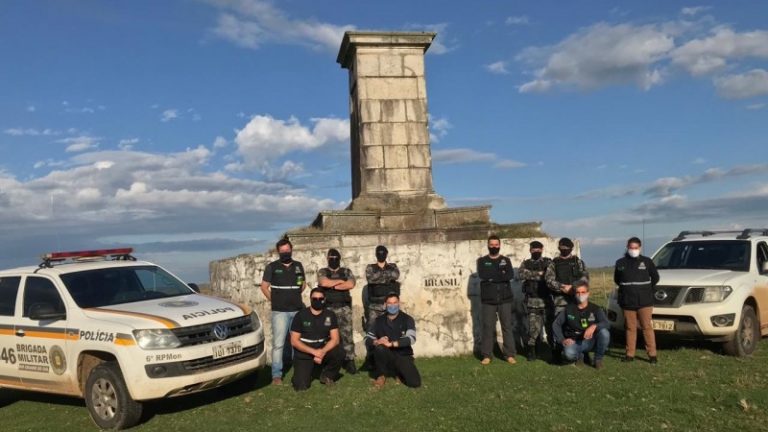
[653,286,685,307]
[172,315,254,347]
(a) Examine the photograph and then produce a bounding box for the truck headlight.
[133,329,181,350]
[700,286,732,303]
[249,311,261,332]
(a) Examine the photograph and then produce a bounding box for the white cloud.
[26,105,36,112]
[692,157,707,164]
[234,115,348,169]
[428,115,452,143]
[485,61,509,75]
[118,138,139,151]
[714,69,768,99]
[505,16,530,26]
[746,102,766,110]
[432,148,525,169]
[212,136,228,149]
[161,109,179,122]
[64,104,105,114]
[58,135,101,153]
[681,6,712,16]
[518,22,675,93]
[4,127,61,136]
[671,28,768,76]
[210,0,354,52]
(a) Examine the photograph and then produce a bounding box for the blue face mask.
[386,304,400,315]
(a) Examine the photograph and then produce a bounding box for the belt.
[619,281,652,286]
[300,338,327,344]
[271,285,300,290]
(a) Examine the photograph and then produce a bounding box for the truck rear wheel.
[85,362,143,430]
[723,305,760,357]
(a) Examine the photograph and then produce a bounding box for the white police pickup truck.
[607,230,768,356]
[0,248,265,429]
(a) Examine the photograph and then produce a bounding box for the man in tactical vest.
[544,237,589,363]
[317,248,358,374]
[517,240,552,361]
[477,235,517,365]
[552,280,610,369]
[363,245,400,370]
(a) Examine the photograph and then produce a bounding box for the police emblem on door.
[50,345,67,375]
[213,323,230,340]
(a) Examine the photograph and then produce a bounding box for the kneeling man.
[290,288,345,390]
[365,293,421,388]
[553,280,610,369]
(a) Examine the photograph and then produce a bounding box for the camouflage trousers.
[365,301,387,333]
[526,297,548,346]
[546,297,569,350]
[327,304,355,361]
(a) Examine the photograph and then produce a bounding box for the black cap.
[530,241,544,249]
[558,237,574,248]
[375,245,388,254]
[327,248,341,258]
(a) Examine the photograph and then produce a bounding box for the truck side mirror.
[28,303,66,321]
[188,283,200,293]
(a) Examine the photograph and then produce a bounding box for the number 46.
[1,347,16,364]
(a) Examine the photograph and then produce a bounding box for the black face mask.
[488,247,500,256]
[311,298,325,311]
[531,252,543,260]
[375,252,387,263]
[328,257,341,269]
[559,248,572,257]
[279,252,292,263]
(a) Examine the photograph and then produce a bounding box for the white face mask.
[627,248,641,258]
[576,294,589,304]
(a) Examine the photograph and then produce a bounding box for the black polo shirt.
[290,307,338,359]
[262,260,305,312]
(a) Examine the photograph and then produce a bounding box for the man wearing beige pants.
[614,237,660,364]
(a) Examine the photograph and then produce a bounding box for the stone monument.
[210,31,567,359]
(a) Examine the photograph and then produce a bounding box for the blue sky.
[2,0,768,282]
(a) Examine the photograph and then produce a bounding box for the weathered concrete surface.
[211,238,578,359]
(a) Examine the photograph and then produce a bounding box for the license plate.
[652,319,675,331]
[212,341,243,359]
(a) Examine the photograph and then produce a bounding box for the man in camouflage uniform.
[544,237,589,364]
[362,245,400,370]
[517,241,552,361]
[317,248,358,374]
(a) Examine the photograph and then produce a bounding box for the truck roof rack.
[673,229,768,241]
[736,228,768,239]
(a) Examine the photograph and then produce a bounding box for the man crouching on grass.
[290,288,345,391]
[365,293,422,388]
[552,280,611,369]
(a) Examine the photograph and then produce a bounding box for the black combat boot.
[344,359,358,375]
[526,347,537,362]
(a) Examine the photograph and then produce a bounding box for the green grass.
[2,344,768,431]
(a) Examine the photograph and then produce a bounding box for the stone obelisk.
[337,31,446,211]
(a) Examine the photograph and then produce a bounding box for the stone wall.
[210,237,575,359]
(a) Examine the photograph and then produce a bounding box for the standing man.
[614,237,660,364]
[545,237,589,363]
[477,235,517,365]
[552,280,610,369]
[260,238,307,385]
[289,288,345,391]
[317,248,358,374]
[365,245,400,331]
[518,241,552,361]
[365,293,421,388]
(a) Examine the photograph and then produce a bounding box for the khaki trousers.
[623,307,657,357]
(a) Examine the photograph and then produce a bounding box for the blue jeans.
[563,328,610,362]
[271,311,298,379]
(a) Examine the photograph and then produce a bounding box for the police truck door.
[14,275,75,393]
[0,275,22,384]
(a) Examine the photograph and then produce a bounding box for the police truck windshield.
[653,240,750,272]
[60,265,194,308]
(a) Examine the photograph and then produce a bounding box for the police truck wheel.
[85,362,143,430]
[723,305,760,357]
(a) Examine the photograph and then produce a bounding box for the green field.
[2,344,768,431]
